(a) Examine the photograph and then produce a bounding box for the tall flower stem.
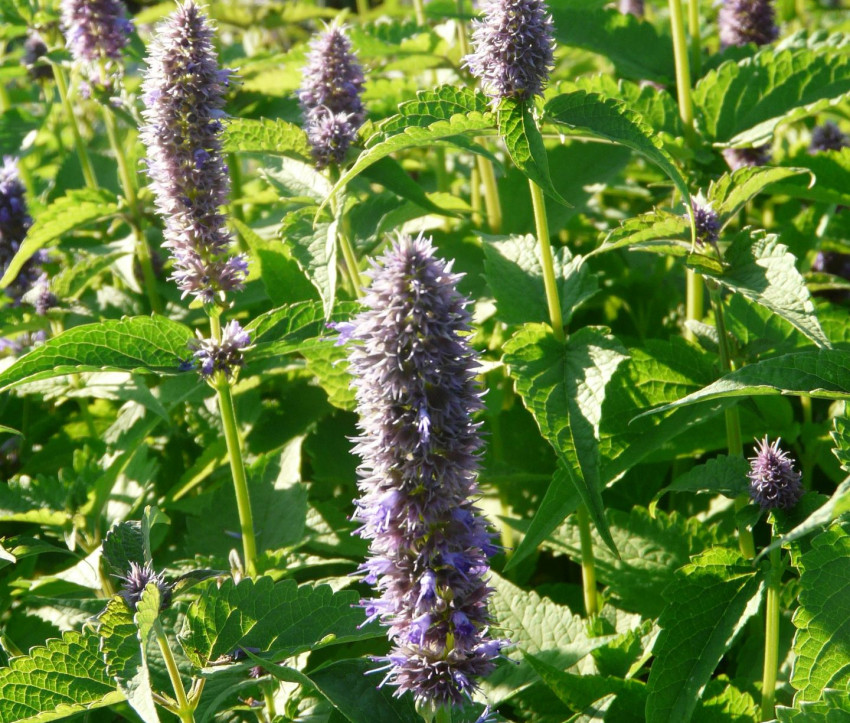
[685,269,704,339]
[710,284,756,558]
[328,167,363,296]
[412,0,426,25]
[154,620,195,723]
[668,0,694,131]
[210,314,258,578]
[530,178,598,617]
[357,0,369,18]
[471,163,483,226]
[687,0,701,79]
[478,155,502,233]
[52,65,98,189]
[760,536,782,721]
[101,105,163,314]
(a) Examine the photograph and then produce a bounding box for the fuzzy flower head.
[619,0,645,16]
[140,2,247,305]
[810,121,849,154]
[0,157,48,304]
[465,0,555,104]
[691,192,720,246]
[23,33,52,81]
[117,561,172,610]
[188,320,251,378]
[61,0,133,87]
[299,26,365,168]
[748,436,803,510]
[718,0,778,47]
[340,233,506,707]
[722,145,771,171]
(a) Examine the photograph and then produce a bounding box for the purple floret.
[718,0,779,47]
[465,0,555,103]
[338,233,507,708]
[117,561,172,611]
[139,2,246,305]
[61,0,133,86]
[189,320,251,379]
[748,436,803,511]
[722,145,771,171]
[810,121,849,153]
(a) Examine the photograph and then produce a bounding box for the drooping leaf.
[708,166,811,222]
[790,522,850,702]
[503,324,629,556]
[0,188,119,288]
[0,630,123,722]
[646,547,765,723]
[0,316,194,392]
[179,577,380,667]
[482,233,597,325]
[223,117,311,161]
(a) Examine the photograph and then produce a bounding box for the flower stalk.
[760,538,782,720]
[52,65,98,189]
[154,619,195,723]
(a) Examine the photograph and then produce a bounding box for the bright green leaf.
[223,117,311,160]
[279,209,338,318]
[649,455,750,515]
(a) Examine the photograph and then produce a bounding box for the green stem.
[455,0,471,58]
[685,268,704,341]
[529,179,564,341]
[477,154,502,233]
[262,683,277,723]
[102,106,163,314]
[154,621,195,723]
[576,504,600,617]
[412,0,426,25]
[687,0,701,80]
[52,65,98,189]
[760,540,782,721]
[211,315,258,578]
[470,163,482,227]
[228,152,249,253]
[711,286,756,558]
[667,0,694,131]
[327,167,363,296]
[357,0,369,18]
[434,707,452,723]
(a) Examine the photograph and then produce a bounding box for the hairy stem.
[154,620,195,723]
[685,268,704,341]
[760,539,782,720]
[470,163,483,227]
[52,66,98,189]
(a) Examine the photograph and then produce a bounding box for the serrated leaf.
[830,412,850,473]
[102,520,145,577]
[179,577,380,667]
[497,97,568,205]
[649,455,750,514]
[302,338,357,411]
[279,209,338,318]
[568,695,616,723]
[50,251,128,300]
[646,547,765,723]
[772,147,850,206]
[261,157,333,202]
[387,84,490,128]
[223,117,311,160]
[708,166,811,223]
[791,522,850,702]
[0,188,119,288]
[639,349,850,418]
[0,316,194,392]
[594,210,691,256]
[503,324,628,556]
[544,91,690,207]
[0,630,123,722]
[484,573,616,703]
[694,48,850,146]
[482,233,597,325]
[777,688,850,722]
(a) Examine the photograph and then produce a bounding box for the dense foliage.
[0,0,848,721]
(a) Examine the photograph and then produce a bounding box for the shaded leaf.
[649,455,750,515]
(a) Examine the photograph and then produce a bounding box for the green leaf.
[261,157,333,203]
[179,577,379,667]
[102,520,146,577]
[0,630,123,722]
[830,412,850,473]
[0,189,119,288]
[544,91,690,207]
[704,230,829,347]
[708,166,811,223]
[0,476,70,525]
[361,156,452,216]
[50,251,128,300]
[503,324,629,556]
[567,695,616,723]
[279,209,338,318]
[594,211,691,256]
[0,107,40,156]
[385,84,491,129]
[223,117,311,160]
[777,688,850,722]
[99,594,160,723]
[484,573,616,703]
[482,233,597,325]
[791,522,850,702]
[0,316,194,392]
[694,48,850,146]
[639,349,850,418]
[497,97,568,205]
[0,424,19,436]
[772,148,850,206]
[646,547,765,723]
[302,338,357,411]
[649,455,751,515]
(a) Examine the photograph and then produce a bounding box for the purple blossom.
[722,145,771,171]
[60,0,133,87]
[117,561,172,611]
[139,2,247,305]
[0,157,48,304]
[619,0,644,16]
[810,121,849,153]
[23,33,52,81]
[299,26,365,168]
[339,233,506,707]
[748,436,803,511]
[691,193,720,246]
[189,320,251,378]
[465,0,555,103]
[718,0,779,47]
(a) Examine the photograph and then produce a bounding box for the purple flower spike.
[722,145,771,171]
[718,0,779,47]
[61,0,133,86]
[0,157,47,304]
[748,436,803,511]
[140,2,247,305]
[189,320,251,379]
[465,0,555,104]
[339,233,507,708]
[117,561,172,611]
[299,26,365,168]
[810,121,849,153]
[691,192,720,246]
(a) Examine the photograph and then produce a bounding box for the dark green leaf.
[649,455,751,514]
